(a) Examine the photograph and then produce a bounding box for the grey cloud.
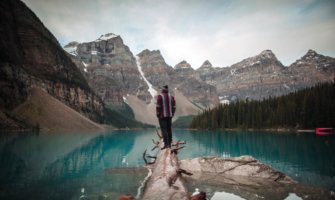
[22,0,335,68]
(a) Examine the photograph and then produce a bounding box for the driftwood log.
[139,130,192,200]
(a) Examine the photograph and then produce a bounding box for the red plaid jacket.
[156,89,176,118]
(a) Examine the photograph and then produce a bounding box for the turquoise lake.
[0,130,334,200]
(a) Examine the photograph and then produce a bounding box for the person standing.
[156,85,176,149]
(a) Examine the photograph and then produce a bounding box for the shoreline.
[174,127,317,133]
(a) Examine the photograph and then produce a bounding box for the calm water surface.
[0,130,334,199]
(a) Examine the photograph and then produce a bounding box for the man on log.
[156,85,176,150]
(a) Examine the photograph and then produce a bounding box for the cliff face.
[0,0,104,129]
[65,33,150,104]
[137,49,219,108]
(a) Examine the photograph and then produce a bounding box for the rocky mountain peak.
[306,49,318,56]
[291,49,335,70]
[231,50,283,70]
[96,33,119,41]
[138,49,161,56]
[300,49,324,62]
[199,60,213,70]
[174,60,193,70]
[64,41,79,48]
[259,49,276,60]
[64,41,79,56]
[137,49,166,66]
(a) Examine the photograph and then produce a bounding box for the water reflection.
[0,131,148,200]
[0,130,334,200]
[175,130,335,190]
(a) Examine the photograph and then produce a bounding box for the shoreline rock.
[180,156,294,184]
[180,156,335,200]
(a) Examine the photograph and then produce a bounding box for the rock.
[181,156,335,200]
[180,156,294,183]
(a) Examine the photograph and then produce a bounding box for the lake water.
[0,130,334,200]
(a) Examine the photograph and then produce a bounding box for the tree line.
[190,81,335,130]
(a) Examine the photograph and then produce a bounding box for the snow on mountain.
[96,33,119,41]
[136,56,157,99]
[63,42,79,56]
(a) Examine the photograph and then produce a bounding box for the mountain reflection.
[42,134,135,180]
[0,130,334,200]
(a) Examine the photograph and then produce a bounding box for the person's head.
[162,85,169,93]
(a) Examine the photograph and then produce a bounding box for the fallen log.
[139,134,191,200]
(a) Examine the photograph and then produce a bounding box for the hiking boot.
[161,146,168,150]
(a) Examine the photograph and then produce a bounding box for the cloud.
[22,0,335,68]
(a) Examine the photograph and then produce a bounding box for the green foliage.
[103,106,153,129]
[190,81,335,130]
[172,115,194,128]
[105,102,135,120]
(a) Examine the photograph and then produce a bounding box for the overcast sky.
[22,0,335,68]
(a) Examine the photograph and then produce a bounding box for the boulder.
[180,156,294,183]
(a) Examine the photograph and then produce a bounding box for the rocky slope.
[0,0,104,129]
[14,87,104,131]
[195,50,335,102]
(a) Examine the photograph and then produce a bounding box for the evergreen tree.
[190,81,335,130]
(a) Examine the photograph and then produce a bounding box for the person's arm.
[156,95,162,118]
[172,96,176,117]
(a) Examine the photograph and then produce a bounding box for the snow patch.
[211,191,246,200]
[123,96,129,105]
[230,69,236,75]
[91,50,97,55]
[283,84,290,90]
[96,33,118,41]
[220,99,230,105]
[64,46,77,56]
[136,56,157,100]
[82,61,88,72]
[284,193,302,200]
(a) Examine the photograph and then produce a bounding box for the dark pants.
[159,117,172,147]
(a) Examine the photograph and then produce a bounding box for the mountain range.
[64,33,335,125]
[0,0,334,129]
